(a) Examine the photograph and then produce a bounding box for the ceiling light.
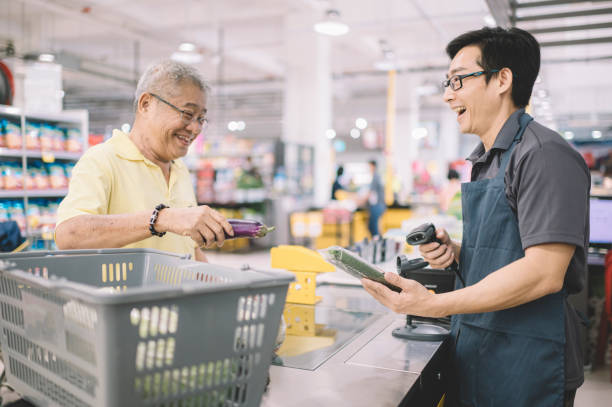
[121,123,131,133]
[563,131,574,140]
[236,121,246,131]
[228,121,238,131]
[350,128,361,139]
[179,42,196,52]
[592,130,602,139]
[38,53,55,62]
[171,51,202,64]
[483,14,496,27]
[373,59,397,71]
[374,38,397,71]
[355,118,367,130]
[325,129,337,139]
[314,9,349,36]
[412,127,428,139]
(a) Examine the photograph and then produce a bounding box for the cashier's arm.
[362,243,575,318]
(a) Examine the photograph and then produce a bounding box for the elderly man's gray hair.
[133,60,210,111]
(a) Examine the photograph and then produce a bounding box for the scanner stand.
[392,253,453,341]
[392,315,449,341]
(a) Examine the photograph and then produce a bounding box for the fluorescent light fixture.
[373,59,397,71]
[350,128,361,139]
[563,131,574,140]
[355,118,367,130]
[314,9,349,36]
[38,53,55,62]
[592,130,602,139]
[325,129,337,139]
[171,51,202,64]
[412,127,428,139]
[483,14,496,27]
[179,42,196,52]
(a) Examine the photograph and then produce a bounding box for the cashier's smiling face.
[443,45,499,137]
[150,81,206,161]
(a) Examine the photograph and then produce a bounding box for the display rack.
[0,104,88,249]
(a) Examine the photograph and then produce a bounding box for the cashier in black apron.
[362,27,589,407]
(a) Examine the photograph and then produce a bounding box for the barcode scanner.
[406,222,465,286]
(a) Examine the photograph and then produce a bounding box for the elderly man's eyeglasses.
[150,93,208,128]
[442,69,500,91]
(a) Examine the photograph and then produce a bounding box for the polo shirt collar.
[466,108,525,163]
[110,129,186,170]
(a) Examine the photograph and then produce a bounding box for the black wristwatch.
[149,204,168,237]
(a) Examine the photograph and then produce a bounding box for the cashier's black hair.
[446,27,540,108]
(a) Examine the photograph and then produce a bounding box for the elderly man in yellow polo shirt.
[55,60,233,261]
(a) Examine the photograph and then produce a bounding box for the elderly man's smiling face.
[146,81,207,162]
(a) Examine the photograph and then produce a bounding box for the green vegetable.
[323,246,402,293]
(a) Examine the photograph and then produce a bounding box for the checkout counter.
[262,275,449,406]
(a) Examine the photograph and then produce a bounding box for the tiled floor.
[206,250,612,405]
[575,368,612,406]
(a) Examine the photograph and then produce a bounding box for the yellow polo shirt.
[56,129,197,257]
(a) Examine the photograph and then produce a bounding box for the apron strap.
[496,112,533,178]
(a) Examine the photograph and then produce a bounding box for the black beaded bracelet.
[149,204,168,237]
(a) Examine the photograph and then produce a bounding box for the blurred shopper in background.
[55,60,233,261]
[438,168,462,219]
[364,160,385,237]
[331,165,345,200]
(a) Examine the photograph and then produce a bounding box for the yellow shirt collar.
[109,129,186,170]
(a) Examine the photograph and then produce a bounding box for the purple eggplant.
[225,219,275,239]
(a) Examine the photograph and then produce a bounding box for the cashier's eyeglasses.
[150,93,208,129]
[442,70,500,91]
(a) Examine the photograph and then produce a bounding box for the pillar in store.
[439,108,461,171]
[283,11,333,207]
[393,75,420,196]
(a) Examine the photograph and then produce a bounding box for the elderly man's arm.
[55,212,152,249]
[55,205,234,250]
[362,243,574,318]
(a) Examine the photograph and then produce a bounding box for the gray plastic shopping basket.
[0,248,293,407]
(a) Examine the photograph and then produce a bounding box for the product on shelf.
[40,124,54,151]
[1,163,22,190]
[65,128,83,152]
[0,198,61,237]
[25,122,40,150]
[0,120,6,148]
[4,120,21,149]
[47,163,68,189]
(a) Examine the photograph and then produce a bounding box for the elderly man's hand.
[418,227,457,269]
[361,272,443,318]
[156,205,234,248]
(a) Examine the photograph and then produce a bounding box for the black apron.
[451,113,566,406]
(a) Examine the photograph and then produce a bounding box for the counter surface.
[261,284,447,407]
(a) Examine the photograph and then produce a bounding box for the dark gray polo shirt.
[467,108,590,390]
[467,108,590,294]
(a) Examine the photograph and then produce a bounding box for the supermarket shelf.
[0,148,82,161]
[0,189,68,198]
[0,105,86,124]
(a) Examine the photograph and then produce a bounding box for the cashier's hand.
[419,228,457,269]
[361,273,443,318]
[155,205,234,248]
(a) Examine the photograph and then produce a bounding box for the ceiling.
[0,0,611,141]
